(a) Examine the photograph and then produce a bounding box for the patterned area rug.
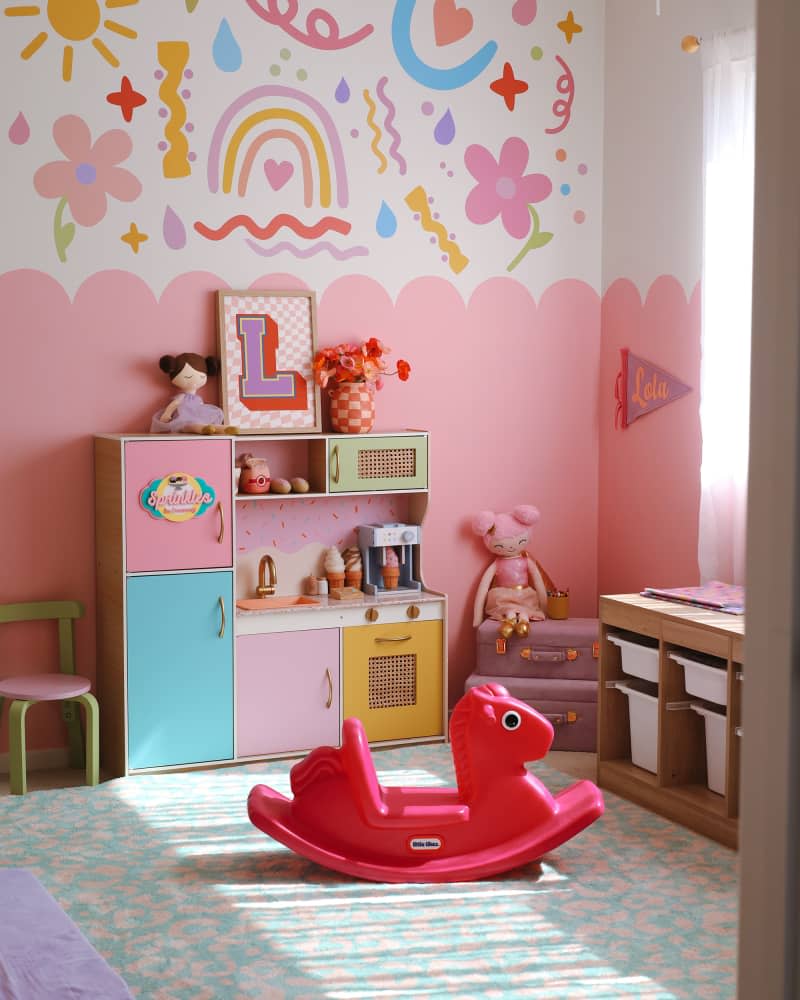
[0,744,737,999]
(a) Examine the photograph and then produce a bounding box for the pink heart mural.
[264,159,294,191]
[433,0,473,46]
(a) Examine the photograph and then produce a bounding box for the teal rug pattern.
[0,744,737,999]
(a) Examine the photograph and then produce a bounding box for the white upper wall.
[0,2,605,300]
[602,0,755,296]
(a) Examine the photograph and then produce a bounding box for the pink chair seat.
[0,673,91,701]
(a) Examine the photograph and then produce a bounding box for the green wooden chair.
[0,601,99,795]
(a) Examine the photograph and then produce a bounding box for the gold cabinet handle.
[375,634,412,643]
[331,444,340,484]
[216,501,225,544]
[218,596,226,638]
[325,668,333,709]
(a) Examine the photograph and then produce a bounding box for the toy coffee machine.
[358,522,423,597]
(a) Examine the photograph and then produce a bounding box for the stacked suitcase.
[465,617,599,751]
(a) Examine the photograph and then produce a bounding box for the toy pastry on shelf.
[472,505,548,637]
[150,353,238,435]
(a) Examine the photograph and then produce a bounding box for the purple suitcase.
[468,617,600,751]
[464,673,598,751]
[475,617,599,681]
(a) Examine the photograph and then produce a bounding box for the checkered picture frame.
[216,289,321,434]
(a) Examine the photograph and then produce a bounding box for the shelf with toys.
[231,432,429,501]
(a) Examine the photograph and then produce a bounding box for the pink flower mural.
[34,115,142,262]
[464,136,556,272]
[464,137,551,239]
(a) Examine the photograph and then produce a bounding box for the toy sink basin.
[236,596,321,611]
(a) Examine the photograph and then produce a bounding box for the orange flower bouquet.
[312,338,411,392]
[313,338,411,433]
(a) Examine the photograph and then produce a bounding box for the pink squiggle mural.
[245,0,373,50]
[545,56,575,135]
[375,77,407,175]
[245,239,369,260]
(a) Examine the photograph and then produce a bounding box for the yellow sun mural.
[4,0,139,82]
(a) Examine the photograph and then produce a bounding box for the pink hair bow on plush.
[473,505,540,539]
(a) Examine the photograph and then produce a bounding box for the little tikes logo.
[140,473,216,523]
[407,835,443,852]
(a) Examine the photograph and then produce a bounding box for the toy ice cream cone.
[342,546,363,591]
[324,545,345,593]
[381,546,400,589]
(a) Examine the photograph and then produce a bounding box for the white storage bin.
[690,703,727,795]
[616,680,659,773]
[669,652,728,706]
[607,633,659,683]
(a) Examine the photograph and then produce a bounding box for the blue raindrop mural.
[375,201,398,238]
[213,19,242,72]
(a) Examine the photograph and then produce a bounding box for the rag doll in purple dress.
[150,353,237,434]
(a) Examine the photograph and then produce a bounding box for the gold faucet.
[257,553,277,597]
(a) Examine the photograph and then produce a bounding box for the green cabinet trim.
[329,435,428,493]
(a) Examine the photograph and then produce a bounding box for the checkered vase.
[329,383,375,434]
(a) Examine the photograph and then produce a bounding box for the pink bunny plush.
[472,505,548,637]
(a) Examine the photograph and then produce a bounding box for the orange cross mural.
[107,76,147,123]
[490,62,529,111]
[121,223,148,253]
[557,10,583,44]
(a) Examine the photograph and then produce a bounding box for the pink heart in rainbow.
[264,160,294,191]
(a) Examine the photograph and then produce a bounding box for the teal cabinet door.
[127,572,233,769]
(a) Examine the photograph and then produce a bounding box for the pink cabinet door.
[124,439,233,573]
[236,629,340,757]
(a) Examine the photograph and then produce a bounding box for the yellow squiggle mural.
[157,40,190,179]
[405,185,469,274]
[362,88,387,175]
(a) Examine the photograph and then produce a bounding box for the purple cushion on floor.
[0,869,132,999]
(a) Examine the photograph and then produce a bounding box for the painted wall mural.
[1,1,602,298]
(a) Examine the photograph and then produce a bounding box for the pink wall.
[598,276,702,596]
[0,267,601,750]
[1,266,703,753]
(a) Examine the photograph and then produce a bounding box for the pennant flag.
[614,348,692,428]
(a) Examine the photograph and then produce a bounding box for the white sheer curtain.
[698,28,756,585]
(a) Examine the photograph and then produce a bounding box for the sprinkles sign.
[140,472,216,522]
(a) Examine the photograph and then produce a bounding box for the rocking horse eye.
[501,710,522,731]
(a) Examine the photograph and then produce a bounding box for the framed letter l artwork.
[216,289,321,434]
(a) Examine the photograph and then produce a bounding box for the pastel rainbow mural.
[206,84,349,209]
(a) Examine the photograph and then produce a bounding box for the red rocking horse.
[248,683,604,882]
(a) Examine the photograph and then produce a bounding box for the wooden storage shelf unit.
[598,594,744,849]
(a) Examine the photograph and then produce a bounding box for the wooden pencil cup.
[547,592,570,620]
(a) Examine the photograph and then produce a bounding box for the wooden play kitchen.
[597,593,744,848]
[94,430,446,776]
